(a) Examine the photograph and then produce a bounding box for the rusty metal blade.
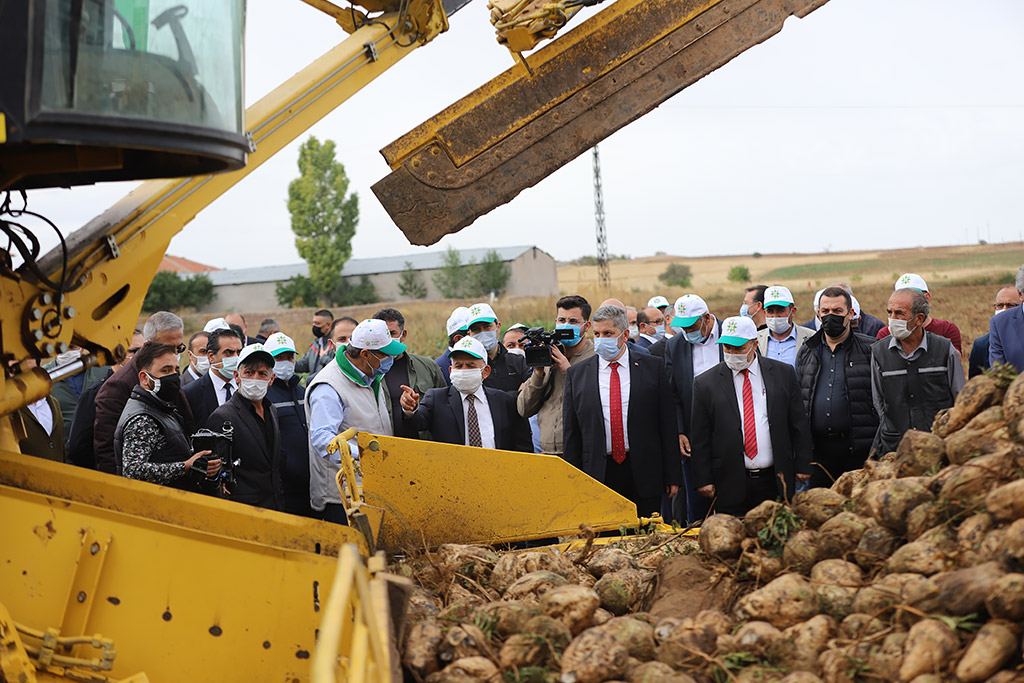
[373,0,830,245]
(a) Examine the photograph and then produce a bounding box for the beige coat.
[516,339,595,455]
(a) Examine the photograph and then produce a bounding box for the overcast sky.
[25,0,1024,270]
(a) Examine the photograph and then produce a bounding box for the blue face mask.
[594,337,623,361]
[473,329,498,352]
[215,355,240,380]
[556,323,583,346]
[374,354,394,376]
[740,304,752,318]
[654,324,666,340]
[683,326,707,344]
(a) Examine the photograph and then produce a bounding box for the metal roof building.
[198,246,558,313]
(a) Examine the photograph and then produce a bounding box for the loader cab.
[0,0,247,191]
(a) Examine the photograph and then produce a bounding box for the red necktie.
[609,362,626,464]
[741,369,758,459]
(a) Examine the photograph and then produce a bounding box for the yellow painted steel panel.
[357,433,640,549]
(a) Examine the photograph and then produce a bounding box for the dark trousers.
[321,503,349,526]
[716,467,778,517]
[810,434,864,488]
[604,453,661,519]
[283,488,319,519]
[663,457,711,526]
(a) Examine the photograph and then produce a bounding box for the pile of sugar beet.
[393,366,1024,683]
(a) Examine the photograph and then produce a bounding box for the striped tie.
[466,394,482,447]
[741,369,758,459]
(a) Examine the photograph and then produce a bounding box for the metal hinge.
[104,235,120,259]
[245,130,257,154]
[364,41,379,62]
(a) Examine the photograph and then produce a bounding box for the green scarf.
[335,344,383,400]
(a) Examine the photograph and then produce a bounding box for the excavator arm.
[372,0,830,245]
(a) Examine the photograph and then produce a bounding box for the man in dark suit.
[400,337,532,452]
[563,305,682,516]
[93,311,193,474]
[690,316,813,516]
[990,270,1024,372]
[969,286,1021,377]
[184,328,242,431]
[664,294,724,525]
[208,344,284,511]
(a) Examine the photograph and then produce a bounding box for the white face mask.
[628,325,639,341]
[506,348,526,357]
[724,350,753,372]
[888,318,916,341]
[238,377,269,401]
[450,368,484,394]
[274,360,295,382]
[193,354,211,374]
[765,317,791,334]
[55,348,82,366]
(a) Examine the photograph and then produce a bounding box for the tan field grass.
[166,242,1020,367]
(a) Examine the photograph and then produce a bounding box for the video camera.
[190,421,239,489]
[521,326,576,367]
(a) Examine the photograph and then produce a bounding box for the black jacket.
[664,320,724,436]
[403,385,533,452]
[795,330,879,460]
[267,376,309,496]
[690,357,813,510]
[66,368,113,468]
[184,371,232,434]
[484,344,532,394]
[208,392,284,511]
[562,350,683,498]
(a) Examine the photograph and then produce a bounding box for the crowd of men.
[14,265,1024,523]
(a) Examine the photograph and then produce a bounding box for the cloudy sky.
[26,0,1024,270]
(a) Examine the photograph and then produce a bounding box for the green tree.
[727,265,752,283]
[470,250,511,296]
[142,271,215,312]
[275,274,321,308]
[287,136,359,301]
[398,261,428,299]
[334,275,378,306]
[658,263,692,288]
[432,245,467,298]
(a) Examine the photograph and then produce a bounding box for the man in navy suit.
[990,267,1024,373]
[184,328,242,432]
[562,305,682,516]
[690,316,813,516]
[971,286,1022,377]
[400,336,532,452]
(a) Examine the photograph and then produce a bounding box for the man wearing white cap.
[373,308,446,439]
[400,337,532,451]
[757,286,813,368]
[690,316,813,515]
[664,294,724,524]
[265,333,315,517]
[648,295,675,337]
[435,306,470,387]
[207,344,284,511]
[305,319,403,524]
[877,274,962,354]
[871,288,964,455]
[203,317,230,334]
[466,302,531,393]
[563,305,682,515]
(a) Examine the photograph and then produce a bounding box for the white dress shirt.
[26,398,54,436]
[210,372,238,407]
[692,319,720,378]
[731,358,774,470]
[598,351,631,454]
[461,386,495,449]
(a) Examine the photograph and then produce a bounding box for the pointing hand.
[400,384,420,413]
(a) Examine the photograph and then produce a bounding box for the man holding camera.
[517,295,596,455]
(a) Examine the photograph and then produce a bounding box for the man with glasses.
[988,267,1024,374]
[517,295,596,456]
[969,286,1023,377]
[93,312,193,475]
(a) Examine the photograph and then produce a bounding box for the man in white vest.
[305,318,403,524]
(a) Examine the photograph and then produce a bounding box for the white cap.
[238,343,275,367]
[895,273,928,292]
[203,317,230,333]
[648,295,670,309]
[263,332,296,357]
[812,288,825,310]
[764,285,795,308]
[467,302,498,327]
[450,336,487,360]
[351,319,406,355]
[673,294,709,328]
[717,316,759,346]
[446,307,471,336]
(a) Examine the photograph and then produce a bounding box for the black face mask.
[147,371,181,402]
[311,324,325,339]
[821,314,848,339]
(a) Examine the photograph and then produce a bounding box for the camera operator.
[115,342,220,491]
[517,295,596,455]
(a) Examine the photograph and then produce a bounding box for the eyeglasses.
[175,343,187,354]
[994,302,1018,310]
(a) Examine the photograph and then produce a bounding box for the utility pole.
[593,145,611,291]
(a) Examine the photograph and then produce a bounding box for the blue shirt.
[308,364,374,465]
[765,324,799,367]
